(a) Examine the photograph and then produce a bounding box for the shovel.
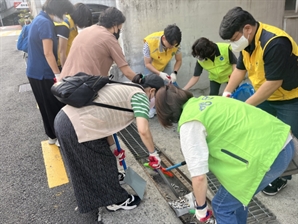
[113,134,146,199]
[165,161,186,171]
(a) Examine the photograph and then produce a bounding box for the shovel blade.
[123,167,147,200]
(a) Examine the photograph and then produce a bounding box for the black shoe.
[262,178,287,196]
[106,194,141,212]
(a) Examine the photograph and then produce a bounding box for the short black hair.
[70,3,93,28]
[191,37,217,58]
[98,7,126,28]
[132,74,164,91]
[42,0,74,19]
[219,6,257,40]
[164,24,182,46]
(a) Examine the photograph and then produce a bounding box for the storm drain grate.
[19,83,32,92]
[119,123,277,224]
[118,124,149,159]
[207,172,276,223]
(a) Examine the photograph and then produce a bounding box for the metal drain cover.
[119,123,278,224]
[19,83,32,93]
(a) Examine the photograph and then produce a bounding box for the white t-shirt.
[180,121,209,177]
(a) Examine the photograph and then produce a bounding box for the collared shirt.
[236,22,297,90]
[143,37,181,58]
[26,11,57,80]
[193,45,237,77]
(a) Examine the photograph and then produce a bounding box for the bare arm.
[136,117,155,153]
[224,68,246,93]
[58,37,68,67]
[192,174,208,206]
[42,39,60,74]
[245,80,282,106]
[144,57,161,75]
[173,52,182,72]
[119,65,137,81]
[183,76,200,90]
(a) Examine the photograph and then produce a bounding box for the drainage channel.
[118,123,277,224]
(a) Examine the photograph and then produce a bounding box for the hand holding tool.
[149,150,161,169]
[195,201,216,223]
[143,163,174,177]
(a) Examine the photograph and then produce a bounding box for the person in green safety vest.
[155,84,295,224]
[219,6,298,197]
[183,37,237,95]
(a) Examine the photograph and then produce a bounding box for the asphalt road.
[0,28,100,223]
[0,28,182,224]
[1,27,298,224]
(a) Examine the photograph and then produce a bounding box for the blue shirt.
[26,11,58,80]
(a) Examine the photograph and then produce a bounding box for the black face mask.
[113,29,121,39]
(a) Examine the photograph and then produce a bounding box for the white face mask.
[230,33,249,52]
[52,15,63,23]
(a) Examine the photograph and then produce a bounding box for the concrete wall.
[28,0,287,93]
[118,0,285,93]
[284,14,298,42]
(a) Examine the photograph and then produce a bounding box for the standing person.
[219,6,298,196]
[143,24,182,117]
[155,85,295,224]
[59,7,137,81]
[183,37,237,95]
[58,6,139,149]
[26,0,73,146]
[55,3,92,70]
[54,74,163,217]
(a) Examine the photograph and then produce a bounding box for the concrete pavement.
[1,26,298,224]
[0,28,183,224]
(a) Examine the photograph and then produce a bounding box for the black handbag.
[51,72,143,111]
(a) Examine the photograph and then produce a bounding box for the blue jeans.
[211,140,295,224]
[257,99,298,138]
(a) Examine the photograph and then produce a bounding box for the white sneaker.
[48,138,57,145]
[106,195,141,212]
[55,140,60,147]
[149,108,156,119]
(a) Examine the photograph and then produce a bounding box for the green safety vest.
[178,96,290,205]
[198,43,232,83]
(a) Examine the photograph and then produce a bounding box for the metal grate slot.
[206,169,276,223]
[119,123,277,224]
[117,125,149,159]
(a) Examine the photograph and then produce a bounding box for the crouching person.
[155,84,295,224]
[54,74,163,216]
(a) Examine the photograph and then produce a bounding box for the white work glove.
[159,72,171,82]
[222,91,232,97]
[170,72,177,83]
[195,201,217,223]
[148,150,161,169]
